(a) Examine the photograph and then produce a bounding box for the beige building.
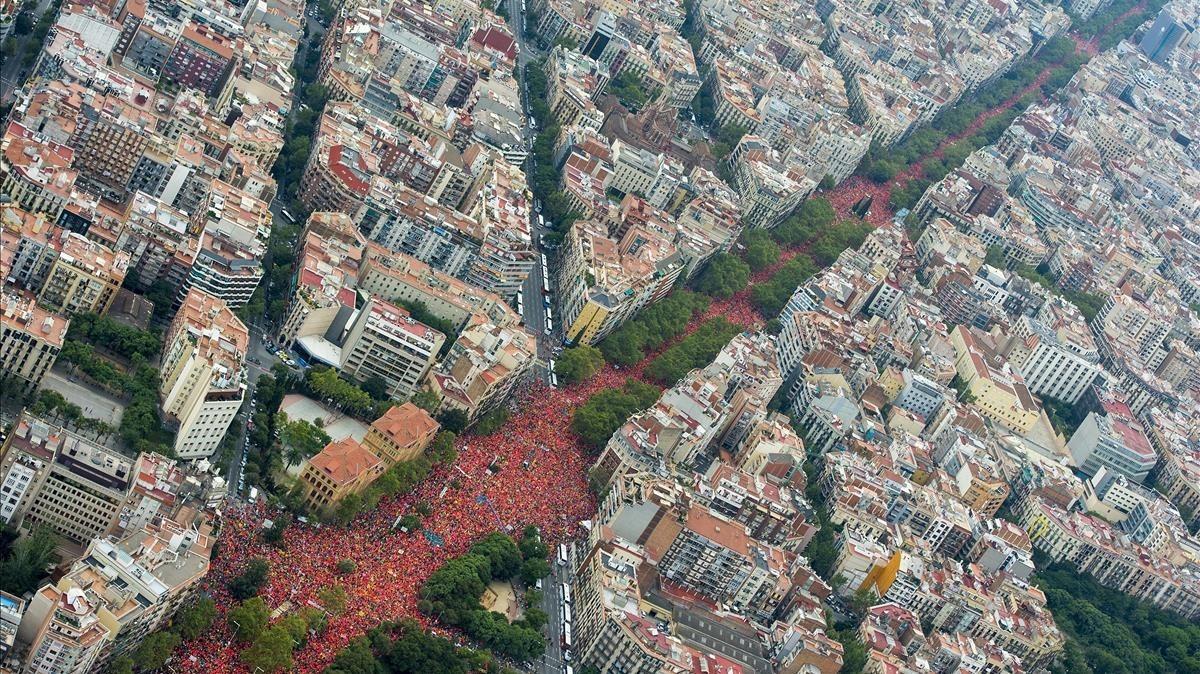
[36,232,130,317]
[949,326,1040,435]
[297,438,385,512]
[1,292,68,395]
[428,322,536,420]
[160,288,249,460]
[361,403,440,467]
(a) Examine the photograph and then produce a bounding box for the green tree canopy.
[554,345,605,385]
[694,253,750,299]
[228,596,271,643]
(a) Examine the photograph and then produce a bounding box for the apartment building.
[0,293,68,395]
[558,219,683,345]
[35,232,130,317]
[339,297,445,400]
[159,288,249,460]
[278,212,367,350]
[19,510,213,672]
[428,322,537,421]
[949,326,1040,435]
[361,402,440,468]
[1067,390,1158,483]
[0,413,135,544]
[998,297,1102,404]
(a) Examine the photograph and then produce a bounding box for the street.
[505,0,562,385]
[537,542,575,674]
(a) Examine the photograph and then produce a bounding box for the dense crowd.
[179,372,628,672]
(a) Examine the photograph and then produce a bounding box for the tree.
[336,559,357,575]
[176,597,217,640]
[0,527,58,596]
[263,513,292,547]
[132,631,180,672]
[645,318,744,386]
[319,585,350,616]
[554,345,605,385]
[741,230,781,272]
[520,558,551,586]
[472,409,508,436]
[241,625,295,673]
[571,379,662,450]
[228,558,270,600]
[984,245,1007,268]
[228,597,271,643]
[437,409,468,434]
[410,389,441,413]
[428,430,458,463]
[279,418,331,466]
[694,253,750,299]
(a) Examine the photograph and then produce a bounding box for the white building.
[160,288,249,460]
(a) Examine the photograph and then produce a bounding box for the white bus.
[565,666,574,674]
[546,306,553,322]
[562,623,572,649]
[280,209,295,223]
[563,603,572,624]
[542,276,550,294]
[558,545,568,564]
[538,214,545,227]
[562,582,572,604]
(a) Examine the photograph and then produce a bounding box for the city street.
[537,543,575,674]
[507,0,561,384]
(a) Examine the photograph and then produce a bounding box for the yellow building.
[361,402,440,468]
[950,326,1039,435]
[298,438,385,512]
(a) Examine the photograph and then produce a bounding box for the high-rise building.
[160,288,248,460]
[428,322,537,421]
[1067,390,1158,483]
[1139,8,1197,65]
[1000,298,1102,404]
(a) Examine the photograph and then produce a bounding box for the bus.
[280,208,295,223]
[550,371,558,388]
[565,666,574,674]
[542,276,550,294]
[562,582,572,604]
[562,623,572,649]
[563,603,572,624]
[546,306,553,322]
[558,545,568,565]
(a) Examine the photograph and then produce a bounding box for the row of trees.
[326,619,520,674]
[859,36,1081,190]
[418,531,550,662]
[525,59,582,242]
[570,378,661,451]
[65,313,161,362]
[1072,0,1169,50]
[597,291,710,366]
[0,526,57,596]
[645,317,744,386]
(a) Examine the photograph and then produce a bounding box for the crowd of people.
[178,371,636,672]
